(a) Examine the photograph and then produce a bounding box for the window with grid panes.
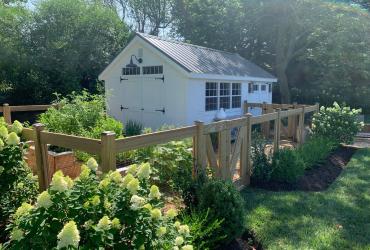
[205,82,218,111]
[122,67,140,75]
[143,65,163,74]
[219,82,230,109]
[232,83,241,108]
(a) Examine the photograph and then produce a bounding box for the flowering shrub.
[0,120,38,240]
[312,102,364,144]
[6,160,193,249]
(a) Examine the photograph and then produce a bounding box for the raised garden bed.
[250,145,357,192]
[25,142,81,180]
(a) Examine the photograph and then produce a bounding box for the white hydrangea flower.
[50,171,68,192]
[130,195,146,210]
[11,120,23,134]
[149,185,161,200]
[10,228,24,241]
[150,208,162,220]
[86,157,98,171]
[110,171,122,183]
[0,126,8,139]
[165,208,177,219]
[111,218,121,229]
[14,202,33,220]
[97,216,111,231]
[127,164,138,175]
[122,173,134,188]
[181,245,193,250]
[0,139,4,151]
[127,178,140,194]
[57,221,80,249]
[137,163,151,179]
[0,166,4,175]
[178,225,190,236]
[37,191,53,209]
[175,236,184,246]
[156,226,167,237]
[6,132,20,145]
[79,165,91,180]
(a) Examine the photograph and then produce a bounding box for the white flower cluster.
[0,120,23,151]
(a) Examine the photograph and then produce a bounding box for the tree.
[126,0,174,35]
[0,0,130,104]
[172,0,370,112]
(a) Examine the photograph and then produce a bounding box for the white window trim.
[205,81,242,112]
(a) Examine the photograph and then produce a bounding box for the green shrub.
[6,161,193,249]
[270,148,305,183]
[0,121,38,240]
[251,131,272,182]
[297,136,337,169]
[136,140,194,193]
[38,91,123,139]
[125,120,144,137]
[180,208,226,250]
[198,179,245,245]
[312,102,364,144]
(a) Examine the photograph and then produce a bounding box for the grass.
[242,148,370,250]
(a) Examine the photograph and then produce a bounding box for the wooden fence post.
[194,121,207,177]
[262,102,269,137]
[33,123,49,191]
[240,113,252,186]
[243,101,249,114]
[274,109,281,152]
[218,122,231,180]
[100,131,116,173]
[287,102,297,138]
[3,103,11,124]
[315,102,320,113]
[298,106,305,145]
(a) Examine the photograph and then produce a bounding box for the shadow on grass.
[242,149,370,250]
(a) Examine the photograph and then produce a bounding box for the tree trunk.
[276,66,291,104]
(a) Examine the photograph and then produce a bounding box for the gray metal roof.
[137,32,276,80]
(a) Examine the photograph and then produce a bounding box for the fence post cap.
[3,103,9,106]
[101,131,115,136]
[33,123,45,129]
[244,113,252,117]
[194,120,204,125]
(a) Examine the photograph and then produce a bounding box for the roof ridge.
[136,32,238,56]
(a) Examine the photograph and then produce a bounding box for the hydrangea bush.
[312,102,364,144]
[6,161,193,249]
[0,119,38,240]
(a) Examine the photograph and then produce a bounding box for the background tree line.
[1,0,369,113]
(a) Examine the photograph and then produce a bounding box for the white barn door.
[142,77,165,129]
[121,76,165,129]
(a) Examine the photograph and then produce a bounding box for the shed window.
[219,82,230,109]
[261,84,267,91]
[122,67,140,75]
[248,82,253,93]
[253,84,259,91]
[205,82,218,111]
[232,83,241,108]
[143,65,163,74]
[268,83,272,93]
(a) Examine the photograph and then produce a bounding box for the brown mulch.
[250,145,357,192]
[218,232,263,250]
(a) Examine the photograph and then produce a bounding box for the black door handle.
[155,108,165,114]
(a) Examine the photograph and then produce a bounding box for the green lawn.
[242,148,370,250]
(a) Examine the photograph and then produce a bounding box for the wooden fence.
[0,103,55,124]
[2,102,319,191]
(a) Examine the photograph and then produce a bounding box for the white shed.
[99,32,277,130]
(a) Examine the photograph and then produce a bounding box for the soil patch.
[251,146,357,192]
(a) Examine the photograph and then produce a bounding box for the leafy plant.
[312,102,364,144]
[5,161,193,249]
[125,120,143,137]
[251,131,272,182]
[198,179,246,245]
[297,136,337,169]
[180,208,226,250]
[0,120,38,240]
[270,148,305,183]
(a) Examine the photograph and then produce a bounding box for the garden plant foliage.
[0,118,38,240]
[6,161,193,249]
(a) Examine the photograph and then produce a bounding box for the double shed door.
[121,76,165,128]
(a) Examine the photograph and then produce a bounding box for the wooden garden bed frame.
[0,102,319,191]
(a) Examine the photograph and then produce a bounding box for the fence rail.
[10,102,320,191]
[0,103,55,124]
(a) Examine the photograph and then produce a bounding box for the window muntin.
[232,83,241,108]
[261,84,267,91]
[205,82,218,111]
[122,67,140,75]
[253,84,259,91]
[143,65,163,75]
[219,83,230,109]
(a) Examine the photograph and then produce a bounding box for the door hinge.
[120,105,129,111]
[155,108,165,114]
[155,75,165,82]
